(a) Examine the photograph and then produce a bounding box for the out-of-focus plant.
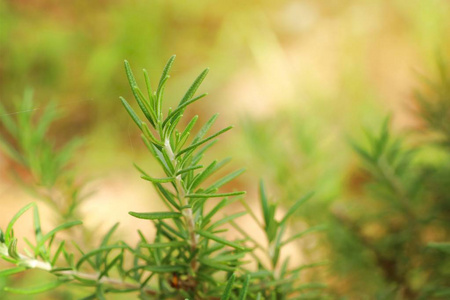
[330,59,450,298]
[0,90,88,222]
[0,57,322,299]
[233,181,326,299]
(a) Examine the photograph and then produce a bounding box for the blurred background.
[1,0,450,298]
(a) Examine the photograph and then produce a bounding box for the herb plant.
[0,57,322,299]
[330,59,450,298]
[0,90,87,222]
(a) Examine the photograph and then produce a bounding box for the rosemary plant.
[331,60,450,298]
[0,90,87,222]
[0,56,322,299]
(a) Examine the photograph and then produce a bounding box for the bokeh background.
[1,0,450,298]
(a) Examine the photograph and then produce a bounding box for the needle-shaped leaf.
[5,203,35,244]
[36,220,82,250]
[197,229,246,250]
[177,126,233,157]
[192,114,218,144]
[280,192,314,225]
[176,165,203,175]
[144,265,186,273]
[189,160,217,190]
[199,258,235,272]
[153,183,180,210]
[158,55,176,92]
[221,273,235,300]
[33,205,44,255]
[259,180,270,229]
[205,169,245,192]
[4,281,64,294]
[238,274,251,300]
[162,93,207,129]
[0,266,26,277]
[124,60,154,126]
[207,212,246,231]
[180,68,209,105]
[141,175,174,183]
[139,241,186,249]
[202,198,230,228]
[120,97,142,130]
[7,239,19,259]
[129,211,182,220]
[0,101,18,136]
[186,191,246,199]
[95,223,120,268]
[281,225,327,246]
[76,245,129,269]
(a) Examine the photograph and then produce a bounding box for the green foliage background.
[1,0,450,298]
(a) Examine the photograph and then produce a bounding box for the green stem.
[164,139,199,272]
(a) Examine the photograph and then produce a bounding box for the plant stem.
[0,246,157,296]
[164,139,199,272]
[55,270,157,295]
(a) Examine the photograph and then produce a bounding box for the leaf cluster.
[0,90,87,221]
[335,70,450,298]
[0,57,324,299]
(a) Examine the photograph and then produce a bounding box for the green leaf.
[259,180,270,228]
[191,114,218,145]
[0,139,24,165]
[33,205,44,255]
[350,140,373,163]
[141,122,163,146]
[4,280,63,294]
[199,258,235,272]
[374,116,391,159]
[124,60,154,126]
[187,191,246,199]
[98,252,123,280]
[133,85,157,125]
[153,183,180,210]
[162,93,207,129]
[176,115,198,152]
[143,69,154,105]
[144,264,186,273]
[0,266,26,277]
[76,245,129,269]
[141,175,174,183]
[176,165,203,175]
[210,252,245,263]
[158,55,176,92]
[428,242,450,254]
[197,229,246,250]
[5,203,35,244]
[206,169,245,192]
[238,274,251,300]
[139,241,186,249]
[281,225,327,246]
[177,126,233,157]
[202,198,230,228]
[280,192,314,225]
[180,68,209,105]
[36,220,82,250]
[189,160,218,190]
[287,261,328,275]
[129,211,182,220]
[96,222,120,267]
[221,273,235,300]
[120,97,143,130]
[0,101,18,136]
[208,212,247,230]
[51,241,66,266]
